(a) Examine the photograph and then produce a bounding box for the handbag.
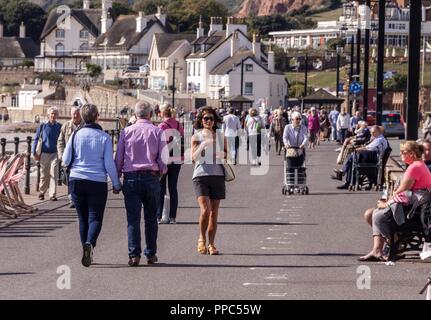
[34,124,44,158]
[222,162,235,182]
[60,168,70,186]
[286,147,302,158]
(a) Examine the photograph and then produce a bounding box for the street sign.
[349,81,363,94]
[338,83,345,92]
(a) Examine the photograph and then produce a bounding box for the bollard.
[25,136,32,195]
[0,138,6,157]
[14,137,20,155]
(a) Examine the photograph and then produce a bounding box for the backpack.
[163,121,184,159]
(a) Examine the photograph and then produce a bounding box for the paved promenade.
[0,139,429,300]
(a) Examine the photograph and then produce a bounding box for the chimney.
[252,33,261,61]
[40,40,45,56]
[19,22,26,38]
[136,12,147,32]
[101,0,112,34]
[83,0,90,9]
[0,22,3,38]
[197,16,204,39]
[268,46,275,73]
[230,31,239,57]
[226,16,247,38]
[209,17,223,36]
[156,6,167,27]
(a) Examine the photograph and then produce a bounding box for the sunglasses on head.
[294,118,301,120]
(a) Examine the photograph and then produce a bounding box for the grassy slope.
[286,63,431,90]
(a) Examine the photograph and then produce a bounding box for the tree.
[384,74,408,92]
[86,63,102,78]
[133,0,167,14]
[327,38,345,51]
[288,81,313,98]
[0,0,47,41]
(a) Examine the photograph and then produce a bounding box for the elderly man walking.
[57,107,84,207]
[115,101,168,267]
[32,107,62,201]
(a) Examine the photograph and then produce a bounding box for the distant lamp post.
[336,45,344,97]
[101,39,108,85]
[343,2,355,20]
[171,58,178,107]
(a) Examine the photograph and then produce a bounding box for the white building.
[35,0,104,73]
[186,17,287,108]
[269,1,431,50]
[147,33,195,91]
[91,8,169,72]
[17,85,42,109]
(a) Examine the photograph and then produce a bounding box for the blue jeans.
[69,179,108,248]
[157,164,181,220]
[123,172,161,258]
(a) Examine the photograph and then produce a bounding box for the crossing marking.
[260,247,293,250]
[266,237,293,240]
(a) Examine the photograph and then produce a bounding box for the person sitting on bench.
[332,125,388,189]
[358,141,431,261]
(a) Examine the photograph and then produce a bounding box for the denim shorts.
[193,176,226,200]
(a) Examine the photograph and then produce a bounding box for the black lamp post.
[304,52,308,97]
[363,0,371,122]
[406,0,422,140]
[171,58,178,107]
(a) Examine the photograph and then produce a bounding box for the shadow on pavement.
[223,253,360,257]
[174,222,318,226]
[0,272,35,276]
[90,263,351,269]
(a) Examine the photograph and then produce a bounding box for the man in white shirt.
[222,108,241,165]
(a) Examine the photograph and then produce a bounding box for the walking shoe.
[336,183,349,190]
[147,255,158,264]
[50,196,58,201]
[38,193,44,200]
[69,202,75,208]
[169,218,176,224]
[158,219,168,224]
[81,243,93,267]
[128,256,140,267]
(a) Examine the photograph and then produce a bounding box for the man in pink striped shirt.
[115,101,168,267]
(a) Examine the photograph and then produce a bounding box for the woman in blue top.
[63,104,121,267]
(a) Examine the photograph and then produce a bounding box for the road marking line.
[249,267,286,270]
[243,283,288,286]
[266,237,293,240]
[267,293,288,297]
[265,274,289,280]
[260,247,293,250]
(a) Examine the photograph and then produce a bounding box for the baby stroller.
[282,147,309,195]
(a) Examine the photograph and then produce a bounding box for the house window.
[80,29,89,39]
[55,43,65,56]
[193,62,196,76]
[187,62,191,76]
[80,42,89,51]
[56,29,65,38]
[245,64,253,72]
[161,60,165,70]
[245,82,253,96]
[198,62,201,76]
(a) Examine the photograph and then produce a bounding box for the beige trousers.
[39,152,59,198]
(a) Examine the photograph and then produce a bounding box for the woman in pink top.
[307,107,320,150]
[359,141,431,261]
[157,103,184,224]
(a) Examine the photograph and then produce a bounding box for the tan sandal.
[198,240,207,254]
[208,244,219,255]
